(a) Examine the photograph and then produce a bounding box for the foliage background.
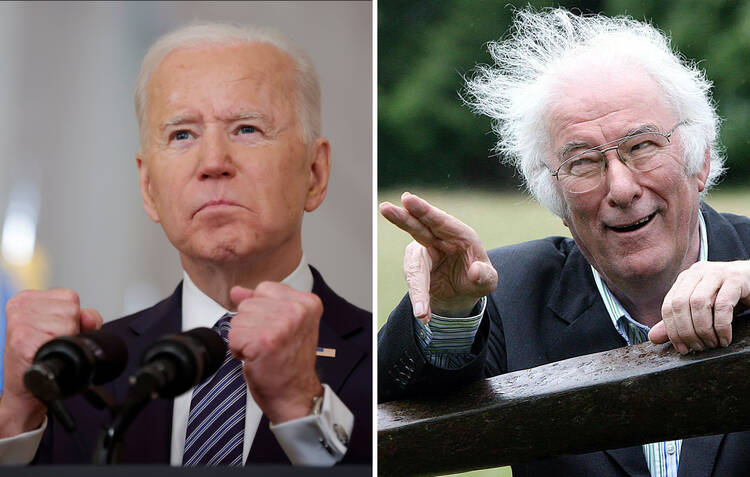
[379,0,750,191]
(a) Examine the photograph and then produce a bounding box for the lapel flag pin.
[316,347,336,358]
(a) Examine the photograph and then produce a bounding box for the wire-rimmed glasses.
[551,121,687,194]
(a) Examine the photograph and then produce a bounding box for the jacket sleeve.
[377,293,496,403]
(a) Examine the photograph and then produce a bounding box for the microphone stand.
[93,360,176,464]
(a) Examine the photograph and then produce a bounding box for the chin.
[608,251,672,283]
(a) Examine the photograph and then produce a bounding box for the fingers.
[81,308,103,331]
[661,261,750,354]
[467,260,499,297]
[380,193,481,252]
[380,201,437,247]
[648,321,668,344]
[400,193,479,243]
[404,241,432,322]
[229,286,254,307]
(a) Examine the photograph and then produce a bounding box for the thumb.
[230,286,254,306]
[468,260,498,295]
[648,320,669,344]
[80,308,103,331]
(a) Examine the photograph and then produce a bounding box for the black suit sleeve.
[377,293,496,403]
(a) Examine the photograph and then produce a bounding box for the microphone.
[24,330,128,402]
[93,328,226,464]
[131,327,226,398]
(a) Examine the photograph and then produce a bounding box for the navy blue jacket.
[37,266,372,465]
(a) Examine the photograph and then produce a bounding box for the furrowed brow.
[161,114,201,132]
[560,141,592,158]
[559,123,662,158]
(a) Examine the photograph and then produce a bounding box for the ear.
[303,137,331,213]
[137,154,160,223]
[695,145,711,192]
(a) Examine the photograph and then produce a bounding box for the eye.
[564,153,601,176]
[170,130,194,141]
[629,140,656,153]
[237,125,257,135]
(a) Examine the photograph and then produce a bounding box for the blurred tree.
[379,0,750,190]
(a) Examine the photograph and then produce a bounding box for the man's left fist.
[228,282,324,424]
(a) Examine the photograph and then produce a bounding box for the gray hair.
[464,8,724,217]
[134,22,321,148]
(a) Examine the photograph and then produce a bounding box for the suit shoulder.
[487,236,576,266]
[101,283,182,335]
[720,211,750,234]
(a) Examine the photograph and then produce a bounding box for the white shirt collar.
[180,254,313,331]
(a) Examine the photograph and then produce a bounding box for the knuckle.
[689,295,708,310]
[58,289,80,304]
[255,281,275,294]
[670,296,688,311]
[714,300,734,315]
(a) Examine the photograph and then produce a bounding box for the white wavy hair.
[134,22,321,148]
[464,8,725,217]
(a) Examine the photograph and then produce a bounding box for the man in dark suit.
[0,23,371,466]
[379,8,750,476]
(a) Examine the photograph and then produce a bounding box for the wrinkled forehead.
[544,64,678,152]
[145,42,297,127]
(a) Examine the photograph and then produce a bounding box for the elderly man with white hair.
[0,23,371,466]
[379,8,750,477]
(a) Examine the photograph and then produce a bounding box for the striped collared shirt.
[590,210,708,477]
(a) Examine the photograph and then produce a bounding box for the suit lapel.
[605,446,651,476]
[545,246,626,362]
[311,267,367,393]
[677,435,724,477]
[116,283,183,463]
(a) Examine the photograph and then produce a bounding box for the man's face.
[546,69,709,291]
[138,43,329,268]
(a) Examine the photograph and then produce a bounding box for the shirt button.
[666,443,676,455]
[418,329,426,339]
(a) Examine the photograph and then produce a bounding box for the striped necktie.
[183,314,246,466]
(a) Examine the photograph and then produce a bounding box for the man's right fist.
[0,289,102,437]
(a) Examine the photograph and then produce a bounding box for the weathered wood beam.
[378,318,750,476]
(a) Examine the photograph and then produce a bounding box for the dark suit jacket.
[37,266,371,465]
[379,203,750,476]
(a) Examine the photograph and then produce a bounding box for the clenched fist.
[227,282,323,424]
[0,289,102,437]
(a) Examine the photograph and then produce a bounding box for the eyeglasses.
[550,121,687,194]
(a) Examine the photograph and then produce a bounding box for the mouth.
[608,212,657,233]
[193,199,242,217]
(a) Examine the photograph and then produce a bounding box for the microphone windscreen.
[183,327,227,380]
[77,331,129,385]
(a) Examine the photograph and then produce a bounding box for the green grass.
[377,186,750,477]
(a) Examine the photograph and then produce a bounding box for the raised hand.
[379,192,497,321]
[0,289,102,437]
[649,260,750,354]
[228,282,323,424]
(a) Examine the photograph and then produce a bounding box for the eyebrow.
[161,114,201,132]
[559,123,662,158]
[159,111,275,132]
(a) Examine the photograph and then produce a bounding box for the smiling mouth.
[609,212,657,233]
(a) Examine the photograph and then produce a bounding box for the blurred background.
[0,1,371,328]
[378,2,750,476]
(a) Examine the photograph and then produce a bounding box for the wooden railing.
[378,318,750,476]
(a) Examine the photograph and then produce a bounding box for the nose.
[197,128,236,180]
[603,149,642,208]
